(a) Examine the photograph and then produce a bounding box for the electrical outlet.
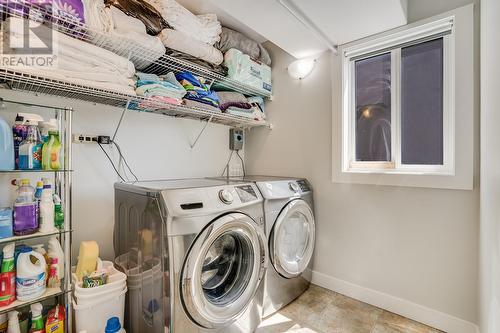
[73,134,98,144]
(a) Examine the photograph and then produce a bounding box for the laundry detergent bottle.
[16,249,46,301]
[12,115,26,170]
[0,115,14,171]
[41,130,61,171]
[13,179,38,236]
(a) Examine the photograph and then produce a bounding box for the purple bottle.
[13,179,38,236]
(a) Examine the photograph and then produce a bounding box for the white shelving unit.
[0,1,272,129]
[0,101,73,329]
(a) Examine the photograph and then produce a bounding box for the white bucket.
[73,287,127,333]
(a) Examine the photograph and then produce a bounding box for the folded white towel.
[3,17,136,95]
[158,28,223,65]
[83,0,113,32]
[109,5,146,34]
[146,0,221,45]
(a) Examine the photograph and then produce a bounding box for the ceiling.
[176,0,408,59]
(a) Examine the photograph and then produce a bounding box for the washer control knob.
[289,182,299,193]
[219,189,234,204]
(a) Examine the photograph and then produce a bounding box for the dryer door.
[270,199,315,278]
[181,213,267,329]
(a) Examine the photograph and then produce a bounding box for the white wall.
[479,0,500,331]
[0,90,241,260]
[246,3,479,331]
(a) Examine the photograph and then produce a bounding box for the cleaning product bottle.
[12,115,27,170]
[39,185,55,233]
[18,120,42,170]
[53,195,64,230]
[48,237,64,282]
[0,243,16,306]
[0,115,14,171]
[16,248,46,301]
[6,311,20,333]
[0,313,8,333]
[29,303,44,333]
[41,131,61,171]
[13,179,38,235]
[103,317,125,333]
[39,119,57,143]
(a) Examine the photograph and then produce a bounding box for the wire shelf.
[0,69,269,128]
[0,1,272,98]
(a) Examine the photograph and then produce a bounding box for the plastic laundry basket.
[73,287,127,333]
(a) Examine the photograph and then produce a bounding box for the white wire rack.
[0,69,269,128]
[0,1,272,98]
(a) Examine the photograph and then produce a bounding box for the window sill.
[343,168,454,177]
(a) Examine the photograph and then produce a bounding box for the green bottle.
[41,130,61,171]
[53,194,64,230]
[29,303,44,333]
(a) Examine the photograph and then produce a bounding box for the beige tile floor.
[256,285,444,333]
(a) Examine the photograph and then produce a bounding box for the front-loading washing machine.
[211,176,316,318]
[114,178,268,333]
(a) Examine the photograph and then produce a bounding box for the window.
[342,17,455,175]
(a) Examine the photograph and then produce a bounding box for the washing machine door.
[181,212,267,329]
[270,199,315,279]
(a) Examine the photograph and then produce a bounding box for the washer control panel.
[235,185,258,203]
[218,189,234,204]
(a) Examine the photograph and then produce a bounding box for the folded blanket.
[135,72,186,99]
[104,0,170,35]
[163,49,227,76]
[176,72,219,108]
[3,17,136,95]
[216,27,271,66]
[83,0,113,32]
[227,105,265,121]
[217,92,252,112]
[184,99,221,113]
[158,29,223,66]
[145,0,221,45]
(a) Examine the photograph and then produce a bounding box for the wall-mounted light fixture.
[288,58,316,80]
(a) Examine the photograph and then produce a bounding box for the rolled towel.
[158,28,223,66]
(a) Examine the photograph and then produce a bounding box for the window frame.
[341,17,456,176]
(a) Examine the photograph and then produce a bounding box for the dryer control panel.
[235,185,258,203]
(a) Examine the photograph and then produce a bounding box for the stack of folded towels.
[83,0,166,69]
[146,0,224,67]
[2,17,136,95]
[135,72,186,105]
[218,92,266,121]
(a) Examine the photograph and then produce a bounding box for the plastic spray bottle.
[6,311,20,333]
[29,303,44,333]
[48,237,64,281]
[41,130,61,171]
[0,243,16,306]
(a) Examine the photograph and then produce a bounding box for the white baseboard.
[311,271,479,333]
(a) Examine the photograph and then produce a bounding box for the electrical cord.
[236,150,246,177]
[221,150,234,176]
[97,142,126,182]
[111,140,139,181]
